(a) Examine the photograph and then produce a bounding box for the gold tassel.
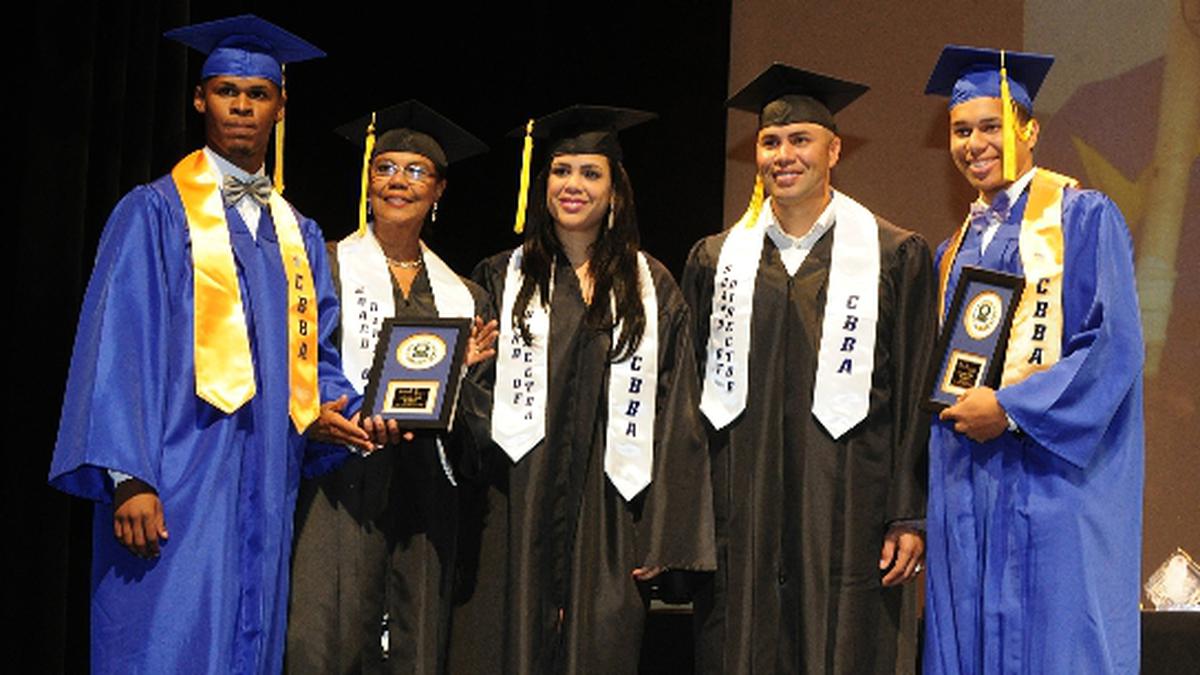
[733,174,765,230]
[1000,50,1017,183]
[273,65,287,194]
[357,111,377,236]
[513,119,535,234]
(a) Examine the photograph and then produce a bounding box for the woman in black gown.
[449,106,717,675]
[288,101,497,675]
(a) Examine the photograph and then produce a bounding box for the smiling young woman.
[449,106,717,675]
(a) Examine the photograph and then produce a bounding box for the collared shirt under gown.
[48,170,355,675]
[923,185,1144,675]
[448,250,717,675]
[682,215,935,675]
[287,244,491,674]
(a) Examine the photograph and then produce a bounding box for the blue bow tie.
[222,174,272,208]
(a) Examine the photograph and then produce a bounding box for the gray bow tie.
[222,174,272,208]
[968,191,1011,235]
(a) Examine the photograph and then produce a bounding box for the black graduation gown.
[448,251,717,675]
[287,246,490,675]
[682,218,935,675]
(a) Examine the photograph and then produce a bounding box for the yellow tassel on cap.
[734,174,765,230]
[513,119,535,234]
[273,65,287,194]
[357,112,377,236]
[1000,50,1018,183]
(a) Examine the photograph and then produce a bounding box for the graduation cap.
[924,44,1054,113]
[510,105,656,233]
[336,100,488,234]
[727,63,869,133]
[724,64,867,231]
[163,14,325,87]
[164,15,325,194]
[925,44,1055,181]
[336,100,488,171]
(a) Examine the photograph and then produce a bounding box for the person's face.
[194,76,285,171]
[949,96,1038,203]
[368,151,445,228]
[545,153,613,235]
[755,121,840,208]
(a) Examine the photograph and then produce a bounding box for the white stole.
[336,228,475,483]
[700,191,880,439]
[810,191,880,438]
[337,229,474,393]
[492,249,658,500]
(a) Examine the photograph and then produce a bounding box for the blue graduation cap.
[924,44,1054,114]
[163,14,325,87]
[926,45,1054,181]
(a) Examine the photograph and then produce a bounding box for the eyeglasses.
[372,160,437,183]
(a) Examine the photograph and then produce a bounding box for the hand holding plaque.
[924,267,1024,411]
[361,318,472,430]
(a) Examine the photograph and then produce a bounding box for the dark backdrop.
[13,1,730,671]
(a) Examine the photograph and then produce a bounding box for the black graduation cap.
[337,101,487,233]
[509,105,656,233]
[924,45,1054,113]
[510,105,656,161]
[726,63,869,132]
[335,100,488,172]
[163,14,325,87]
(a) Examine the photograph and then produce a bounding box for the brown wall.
[725,0,1200,587]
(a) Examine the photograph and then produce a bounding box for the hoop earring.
[431,201,439,223]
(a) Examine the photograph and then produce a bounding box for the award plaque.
[924,266,1025,411]
[361,317,472,429]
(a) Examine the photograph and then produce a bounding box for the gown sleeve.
[302,217,359,477]
[440,275,498,476]
[307,220,358,411]
[49,186,174,502]
[993,193,1144,469]
[633,263,717,571]
[452,255,505,483]
[884,233,936,522]
[681,237,717,378]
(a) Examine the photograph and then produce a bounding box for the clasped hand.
[939,386,1009,443]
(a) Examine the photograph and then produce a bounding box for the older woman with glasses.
[287,100,497,674]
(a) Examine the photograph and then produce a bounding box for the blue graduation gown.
[924,186,1145,674]
[48,171,354,674]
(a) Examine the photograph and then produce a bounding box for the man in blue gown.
[922,45,1145,674]
[47,16,373,674]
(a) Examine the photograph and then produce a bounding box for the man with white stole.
[683,64,936,674]
[47,15,372,674]
[922,45,1145,674]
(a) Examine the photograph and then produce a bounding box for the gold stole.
[171,150,319,432]
[937,168,1077,388]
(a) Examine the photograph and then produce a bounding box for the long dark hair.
[513,154,646,362]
